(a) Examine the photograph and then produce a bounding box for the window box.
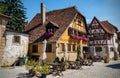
[70,34,76,39]
[76,36,83,40]
[45,32,54,38]
[83,38,89,42]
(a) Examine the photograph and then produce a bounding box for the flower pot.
[32,71,37,76]
[41,74,47,78]
[104,56,110,63]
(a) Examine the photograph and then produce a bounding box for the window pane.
[62,43,64,51]
[46,44,52,52]
[68,44,71,51]
[95,47,102,52]
[73,44,76,51]
[32,45,38,53]
[13,36,20,43]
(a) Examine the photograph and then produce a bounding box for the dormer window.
[47,28,56,33]
[45,21,59,38]
[46,21,59,33]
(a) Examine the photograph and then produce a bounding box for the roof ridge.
[47,6,76,13]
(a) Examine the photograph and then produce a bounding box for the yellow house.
[24,3,88,62]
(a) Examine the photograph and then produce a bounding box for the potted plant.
[41,64,50,78]
[104,55,110,63]
[25,60,42,76]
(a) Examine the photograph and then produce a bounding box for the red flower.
[70,34,76,39]
[45,32,54,38]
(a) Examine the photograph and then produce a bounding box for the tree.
[2,0,26,31]
[0,1,7,13]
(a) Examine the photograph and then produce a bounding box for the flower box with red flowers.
[45,32,54,38]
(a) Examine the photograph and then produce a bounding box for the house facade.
[88,17,119,59]
[24,3,88,62]
[117,32,120,56]
[0,14,29,66]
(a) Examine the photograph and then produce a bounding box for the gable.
[89,18,105,34]
[88,17,117,35]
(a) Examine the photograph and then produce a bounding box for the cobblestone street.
[0,60,120,78]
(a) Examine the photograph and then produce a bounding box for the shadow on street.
[106,63,120,69]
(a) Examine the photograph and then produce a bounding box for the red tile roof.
[24,6,87,43]
[100,21,118,34]
[0,14,11,18]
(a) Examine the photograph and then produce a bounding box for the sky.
[22,0,120,30]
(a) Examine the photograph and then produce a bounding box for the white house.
[0,14,29,66]
[88,17,119,60]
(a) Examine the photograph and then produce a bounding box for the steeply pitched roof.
[24,6,86,43]
[88,17,118,35]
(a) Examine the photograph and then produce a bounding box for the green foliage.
[77,45,81,59]
[54,57,60,63]
[0,1,7,13]
[26,60,42,70]
[41,64,50,75]
[61,57,64,62]
[1,0,26,31]
[26,60,50,75]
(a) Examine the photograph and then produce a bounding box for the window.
[68,28,73,35]
[115,39,118,43]
[47,28,54,33]
[32,45,38,53]
[110,47,114,51]
[68,44,71,51]
[62,43,64,51]
[13,35,20,44]
[83,47,89,52]
[95,35,107,40]
[92,25,99,29]
[74,30,77,35]
[95,47,102,52]
[73,44,76,51]
[46,44,52,52]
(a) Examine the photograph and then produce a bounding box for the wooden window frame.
[13,35,21,44]
[32,45,38,53]
[46,44,52,52]
[68,44,71,51]
[73,44,76,51]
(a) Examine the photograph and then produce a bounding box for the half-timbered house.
[24,3,88,62]
[88,17,119,59]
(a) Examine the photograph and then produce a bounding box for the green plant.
[25,60,42,71]
[61,57,64,62]
[41,64,50,75]
[65,61,69,69]
[77,45,81,59]
[54,57,60,63]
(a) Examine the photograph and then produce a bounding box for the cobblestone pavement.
[0,60,120,78]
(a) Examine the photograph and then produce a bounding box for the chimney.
[41,3,46,24]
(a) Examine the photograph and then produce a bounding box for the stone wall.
[1,31,29,66]
[0,25,6,65]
